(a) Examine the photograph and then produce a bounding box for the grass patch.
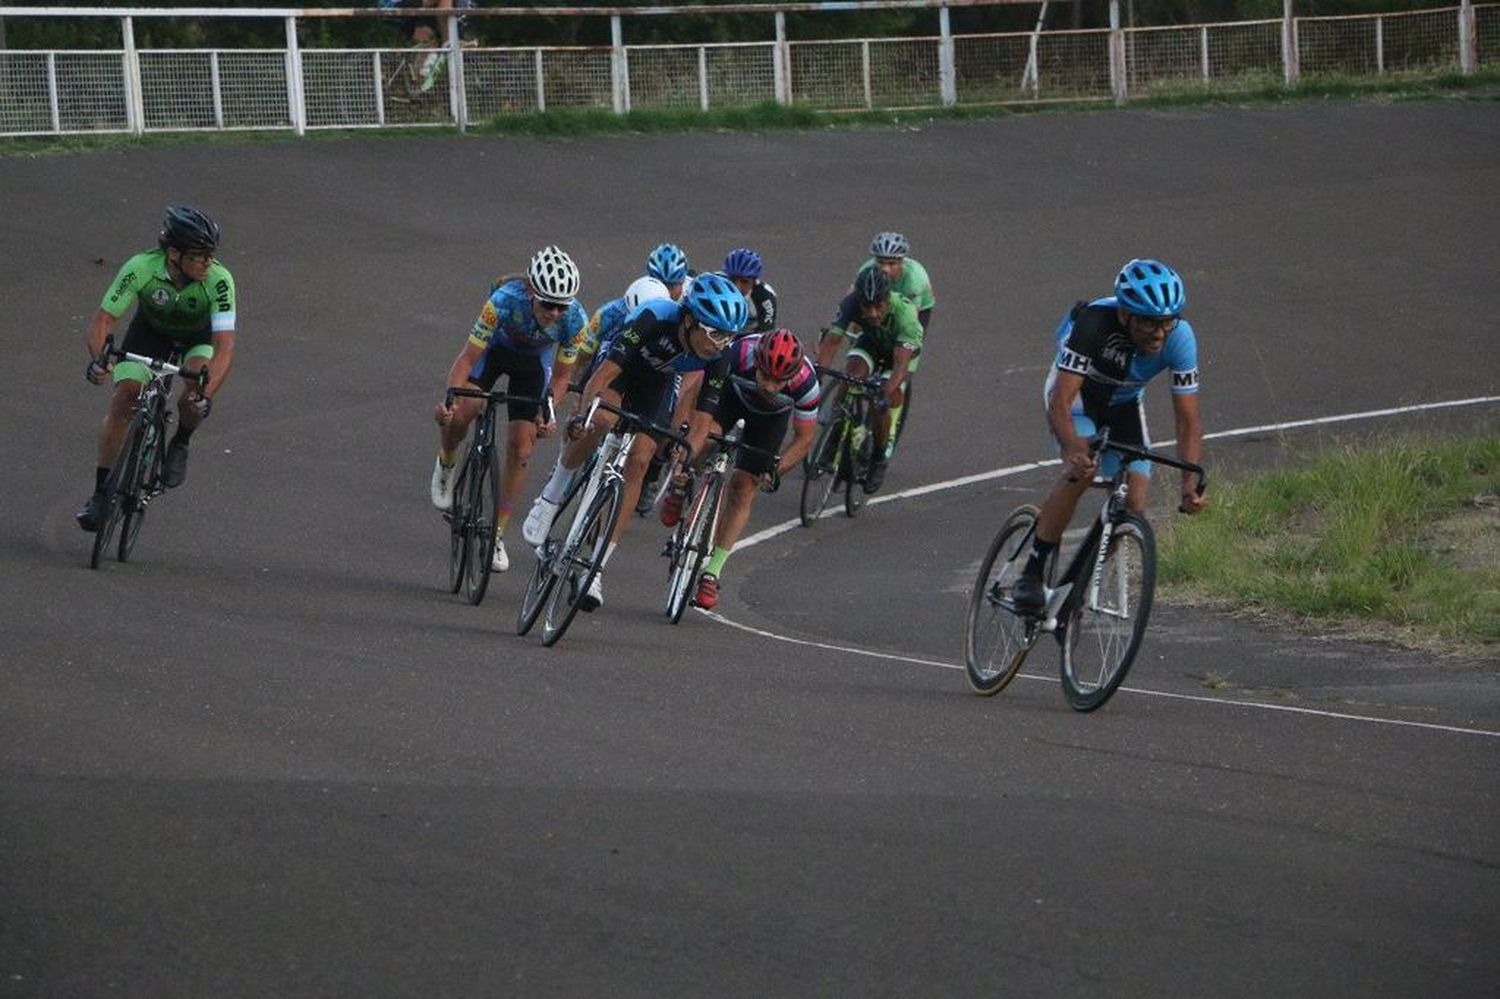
[4,67,1498,156]
[1158,434,1500,654]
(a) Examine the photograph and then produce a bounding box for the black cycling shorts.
[712,389,788,478]
[468,342,547,421]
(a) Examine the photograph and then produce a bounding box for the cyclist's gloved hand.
[1063,441,1096,482]
[1179,488,1208,515]
[189,393,213,420]
[566,413,589,440]
[760,469,781,494]
[535,398,557,439]
[85,357,110,385]
[433,401,453,427]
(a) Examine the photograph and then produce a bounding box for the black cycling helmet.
[159,205,221,252]
[853,264,892,306]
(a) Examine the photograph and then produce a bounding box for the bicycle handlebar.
[445,385,552,422]
[813,364,888,393]
[706,419,780,465]
[101,340,209,391]
[1088,429,1208,498]
[584,397,694,463]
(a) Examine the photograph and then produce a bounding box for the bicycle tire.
[666,473,721,624]
[963,505,1044,696]
[118,412,164,563]
[446,455,471,594]
[89,410,145,569]
[540,479,622,647]
[463,445,500,606]
[1058,514,1156,712]
[517,458,591,636]
[843,422,872,517]
[799,418,845,527]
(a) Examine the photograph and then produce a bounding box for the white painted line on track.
[714,394,1500,738]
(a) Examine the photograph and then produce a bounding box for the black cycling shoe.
[1010,573,1047,616]
[161,443,189,488]
[75,489,108,533]
[863,459,888,494]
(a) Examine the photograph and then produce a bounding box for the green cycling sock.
[704,546,730,578]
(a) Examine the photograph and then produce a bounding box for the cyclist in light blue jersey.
[431,246,586,573]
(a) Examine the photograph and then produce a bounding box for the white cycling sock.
[601,541,618,568]
[541,459,574,504]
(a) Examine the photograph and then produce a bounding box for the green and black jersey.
[100,249,237,338]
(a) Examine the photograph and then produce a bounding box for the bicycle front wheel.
[799,419,845,527]
[463,448,500,606]
[118,415,164,563]
[964,505,1044,696]
[1058,514,1156,712]
[90,411,145,569]
[666,474,720,624]
[540,480,622,647]
[446,457,472,594]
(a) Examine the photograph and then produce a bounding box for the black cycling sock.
[1024,538,1058,578]
[95,466,110,489]
[171,425,195,449]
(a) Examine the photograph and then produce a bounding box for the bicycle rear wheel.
[463,447,499,606]
[964,505,1044,696]
[799,419,845,527]
[540,480,622,647]
[666,474,720,624]
[446,456,472,594]
[117,416,163,563]
[1058,515,1156,712]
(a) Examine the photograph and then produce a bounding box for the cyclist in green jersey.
[77,206,236,532]
[813,265,923,494]
[863,231,935,332]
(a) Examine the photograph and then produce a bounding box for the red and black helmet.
[754,328,804,381]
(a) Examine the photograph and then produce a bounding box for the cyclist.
[430,246,585,575]
[863,231,935,332]
[76,205,235,532]
[668,328,820,610]
[646,242,691,303]
[1011,258,1208,614]
[521,272,749,611]
[554,275,672,407]
[812,265,923,494]
[721,248,779,334]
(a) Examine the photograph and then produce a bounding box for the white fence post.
[122,15,144,135]
[938,6,956,106]
[611,14,627,114]
[1282,0,1299,87]
[774,11,790,105]
[374,50,386,126]
[1459,0,1476,74]
[447,13,467,130]
[284,15,305,135]
[1375,16,1384,75]
[861,39,872,108]
[210,50,224,128]
[1108,0,1125,105]
[1200,25,1210,81]
[47,51,61,133]
[698,46,709,110]
[534,48,545,112]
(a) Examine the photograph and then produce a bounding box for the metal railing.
[0,2,1490,137]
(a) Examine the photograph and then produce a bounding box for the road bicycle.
[662,418,779,625]
[442,386,543,606]
[963,431,1206,711]
[800,365,913,525]
[87,338,206,570]
[517,397,690,647]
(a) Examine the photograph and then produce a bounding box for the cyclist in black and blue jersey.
[1011,258,1209,613]
[721,247,779,334]
[553,275,672,407]
[521,272,749,611]
[431,246,586,574]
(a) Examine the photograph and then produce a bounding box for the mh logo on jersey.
[1059,349,1090,373]
[1173,370,1200,389]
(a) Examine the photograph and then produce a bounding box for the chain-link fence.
[0,3,1493,137]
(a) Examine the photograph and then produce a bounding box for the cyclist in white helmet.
[431,246,586,575]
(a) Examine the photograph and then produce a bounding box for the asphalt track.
[3,101,1499,995]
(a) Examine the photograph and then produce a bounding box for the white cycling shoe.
[522,496,560,546]
[491,538,509,573]
[579,571,603,612]
[430,456,456,510]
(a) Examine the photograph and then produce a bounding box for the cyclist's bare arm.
[200,330,235,399]
[1172,391,1208,512]
[1046,370,1093,478]
[86,309,118,360]
[547,359,574,416]
[778,418,816,473]
[886,344,916,404]
[436,341,483,423]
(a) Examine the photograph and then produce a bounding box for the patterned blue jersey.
[468,278,587,366]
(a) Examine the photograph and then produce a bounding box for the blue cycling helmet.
[646,242,689,285]
[1114,258,1185,317]
[722,247,763,279]
[683,271,749,333]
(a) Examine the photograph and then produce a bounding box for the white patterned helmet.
[869,231,909,258]
[624,276,670,311]
[528,245,580,304]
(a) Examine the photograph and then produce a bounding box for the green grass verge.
[1157,434,1500,652]
[3,67,1498,155]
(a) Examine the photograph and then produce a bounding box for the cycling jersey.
[603,300,730,419]
[828,290,924,367]
[746,280,779,334]
[100,249,236,338]
[724,333,821,425]
[1047,298,1199,418]
[857,256,934,313]
[559,294,633,367]
[468,278,586,363]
